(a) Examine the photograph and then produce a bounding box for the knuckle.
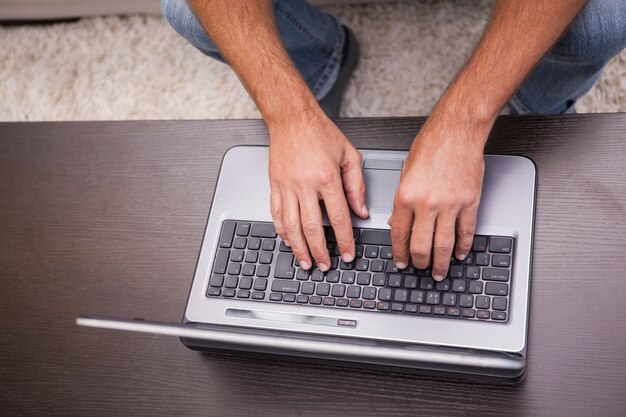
[316,168,336,186]
[435,240,454,253]
[390,228,410,243]
[457,227,475,239]
[329,212,349,227]
[410,244,429,259]
[301,221,321,234]
[283,220,299,233]
[395,188,415,207]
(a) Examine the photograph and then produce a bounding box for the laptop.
[77,145,536,382]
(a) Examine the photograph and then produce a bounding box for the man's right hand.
[268,108,369,272]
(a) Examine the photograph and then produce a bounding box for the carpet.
[1,0,625,122]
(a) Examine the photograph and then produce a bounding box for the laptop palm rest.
[225,308,356,328]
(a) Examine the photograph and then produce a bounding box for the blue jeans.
[161,0,626,114]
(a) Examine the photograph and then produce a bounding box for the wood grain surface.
[1,115,625,417]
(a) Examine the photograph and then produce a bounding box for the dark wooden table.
[1,115,625,417]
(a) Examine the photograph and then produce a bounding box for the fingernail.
[342,252,354,263]
[457,253,467,260]
[396,262,407,270]
[318,263,329,272]
[284,240,290,247]
[361,204,369,216]
[300,260,310,270]
[433,274,444,281]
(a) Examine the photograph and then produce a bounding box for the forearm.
[433,0,587,141]
[187,0,318,127]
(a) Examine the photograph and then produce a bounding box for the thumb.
[341,149,369,219]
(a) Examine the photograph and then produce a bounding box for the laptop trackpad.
[363,159,402,211]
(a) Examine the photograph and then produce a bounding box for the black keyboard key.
[219,221,236,248]
[316,283,331,296]
[224,276,238,288]
[301,282,315,295]
[209,275,224,288]
[355,258,369,271]
[242,264,255,276]
[340,260,354,270]
[311,269,325,282]
[461,253,474,265]
[236,290,250,299]
[420,277,434,290]
[477,310,490,319]
[361,229,391,246]
[251,223,276,238]
[459,294,474,308]
[269,293,283,301]
[283,294,296,303]
[433,306,446,315]
[256,265,270,277]
[419,305,432,314]
[245,251,258,263]
[388,274,402,288]
[489,237,512,253]
[279,241,292,252]
[435,279,450,291]
[447,307,461,317]
[485,282,509,296]
[377,302,390,311]
[355,245,364,258]
[462,308,476,318]
[271,280,300,293]
[233,237,247,249]
[236,222,250,236]
[492,297,508,311]
[410,290,424,304]
[253,278,268,291]
[393,289,408,302]
[331,284,346,297]
[386,261,399,274]
[405,304,418,313]
[426,291,440,305]
[363,300,376,309]
[492,254,511,267]
[295,268,309,281]
[469,281,483,294]
[239,276,253,290]
[325,270,340,283]
[449,265,464,278]
[475,252,490,266]
[261,239,275,251]
[357,272,371,285]
[330,257,339,270]
[475,296,490,309]
[378,288,392,301]
[465,266,480,279]
[452,279,466,292]
[336,298,349,307]
[491,311,507,321]
[323,297,336,306]
[227,263,241,276]
[442,293,457,306]
[391,303,404,312]
[350,299,363,308]
[207,287,221,296]
[274,253,295,279]
[372,274,386,286]
[310,296,322,305]
[380,246,393,259]
[222,288,236,298]
[483,268,510,282]
[296,295,309,304]
[230,250,244,262]
[341,271,356,284]
[247,237,261,250]
[365,246,379,258]
[404,275,418,289]
[473,236,487,252]
[370,260,385,272]
[362,287,377,300]
[212,249,230,274]
[347,286,361,298]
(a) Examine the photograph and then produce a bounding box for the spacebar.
[361,230,391,246]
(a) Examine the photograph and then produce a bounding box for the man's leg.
[161,0,348,105]
[509,0,626,114]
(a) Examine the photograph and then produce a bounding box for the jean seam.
[311,28,344,99]
[273,0,334,55]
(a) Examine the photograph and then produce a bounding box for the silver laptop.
[77,145,536,381]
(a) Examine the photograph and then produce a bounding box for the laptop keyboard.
[207,220,513,323]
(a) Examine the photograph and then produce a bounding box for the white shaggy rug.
[1,0,625,121]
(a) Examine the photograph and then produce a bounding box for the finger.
[270,188,288,246]
[321,183,355,263]
[389,204,414,270]
[341,149,369,219]
[282,191,312,270]
[299,192,331,271]
[455,204,478,260]
[431,212,458,281]
[409,208,437,270]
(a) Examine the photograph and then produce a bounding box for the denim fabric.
[161,0,344,100]
[162,0,626,114]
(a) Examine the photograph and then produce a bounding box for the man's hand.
[268,109,369,271]
[389,110,488,280]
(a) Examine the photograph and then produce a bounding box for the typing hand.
[388,113,488,280]
[268,110,369,271]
